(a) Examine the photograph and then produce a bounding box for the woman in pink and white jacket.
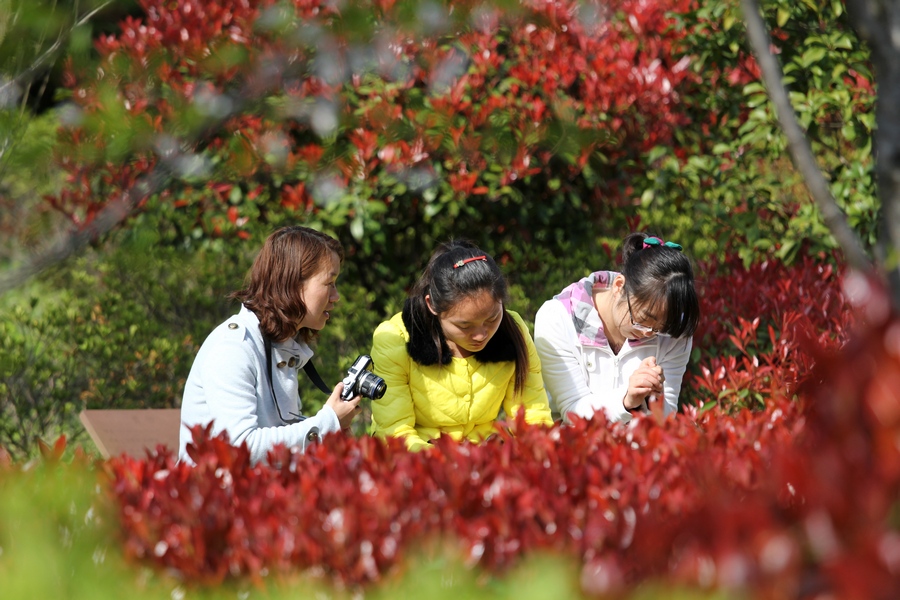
[534,233,700,423]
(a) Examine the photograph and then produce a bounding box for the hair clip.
[642,236,683,251]
[453,255,488,268]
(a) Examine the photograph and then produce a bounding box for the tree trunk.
[844,0,900,309]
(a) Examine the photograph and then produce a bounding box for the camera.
[340,355,387,401]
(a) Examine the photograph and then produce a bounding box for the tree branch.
[0,167,172,293]
[0,1,115,97]
[740,0,873,274]
[843,0,900,308]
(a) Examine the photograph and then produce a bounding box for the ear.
[612,274,626,295]
[424,294,438,316]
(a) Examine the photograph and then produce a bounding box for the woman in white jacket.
[179,226,361,465]
[534,233,700,423]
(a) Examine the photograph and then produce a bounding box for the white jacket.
[533,298,692,423]
[179,305,341,464]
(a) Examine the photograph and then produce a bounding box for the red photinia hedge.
[96,298,900,597]
[103,401,804,589]
[49,0,701,235]
[687,253,854,410]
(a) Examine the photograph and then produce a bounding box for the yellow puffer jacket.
[370,310,553,451]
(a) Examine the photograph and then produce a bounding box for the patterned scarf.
[553,271,652,348]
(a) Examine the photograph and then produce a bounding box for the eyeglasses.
[626,292,663,335]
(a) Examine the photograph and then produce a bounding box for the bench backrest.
[79,408,181,459]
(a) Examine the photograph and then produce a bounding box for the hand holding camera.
[340,355,387,401]
[325,355,386,430]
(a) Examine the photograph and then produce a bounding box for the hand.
[624,356,664,411]
[325,382,361,430]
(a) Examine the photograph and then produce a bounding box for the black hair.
[403,240,530,394]
[620,232,700,339]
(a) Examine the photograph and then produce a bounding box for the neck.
[446,339,471,359]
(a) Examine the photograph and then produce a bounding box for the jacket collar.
[553,271,655,349]
[238,305,313,363]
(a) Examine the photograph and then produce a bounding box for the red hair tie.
[453,255,487,268]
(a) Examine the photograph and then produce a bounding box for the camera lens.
[357,371,387,400]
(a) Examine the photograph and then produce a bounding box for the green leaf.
[833,34,853,50]
[350,215,365,240]
[711,143,732,155]
[832,0,843,17]
[800,46,827,66]
[700,400,717,414]
[776,8,790,28]
[743,82,766,95]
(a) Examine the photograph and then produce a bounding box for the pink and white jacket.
[533,271,692,423]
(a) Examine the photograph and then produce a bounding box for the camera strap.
[263,337,306,423]
[302,361,332,395]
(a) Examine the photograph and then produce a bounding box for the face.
[428,289,504,358]
[622,290,667,339]
[297,251,341,332]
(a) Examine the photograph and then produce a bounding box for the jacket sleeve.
[656,336,693,416]
[370,318,430,451]
[502,311,553,426]
[186,330,341,465]
[533,300,632,424]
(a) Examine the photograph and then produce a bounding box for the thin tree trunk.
[844,0,900,310]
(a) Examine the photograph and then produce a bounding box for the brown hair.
[232,226,343,343]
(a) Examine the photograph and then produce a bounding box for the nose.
[330,287,340,303]
[471,326,488,342]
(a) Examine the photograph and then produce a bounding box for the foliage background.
[0,0,874,456]
[0,0,893,596]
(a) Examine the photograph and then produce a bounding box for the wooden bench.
[79,408,181,459]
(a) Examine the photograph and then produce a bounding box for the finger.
[639,377,662,393]
[329,382,346,401]
[631,384,656,396]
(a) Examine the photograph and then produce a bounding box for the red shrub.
[101,397,803,588]
[688,253,855,411]
[81,277,899,597]
[49,0,701,233]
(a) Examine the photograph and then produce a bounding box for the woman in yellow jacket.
[370,240,553,451]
